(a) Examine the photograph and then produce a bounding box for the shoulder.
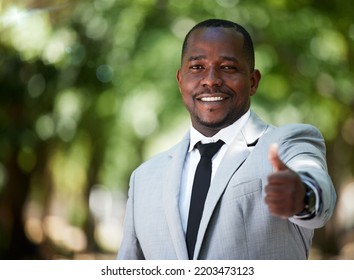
[247,111,322,138]
[250,112,325,146]
[256,123,326,157]
[135,148,171,173]
[264,123,327,162]
[134,133,189,174]
[271,123,325,143]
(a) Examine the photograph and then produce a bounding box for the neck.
[192,123,229,137]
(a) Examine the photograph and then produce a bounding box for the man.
[118,19,336,260]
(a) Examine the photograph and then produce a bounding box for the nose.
[202,68,222,87]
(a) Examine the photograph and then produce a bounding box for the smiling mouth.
[200,96,225,102]
[195,90,231,103]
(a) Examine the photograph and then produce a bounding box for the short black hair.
[181,19,255,71]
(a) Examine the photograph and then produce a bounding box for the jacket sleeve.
[117,170,145,260]
[277,124,337,229]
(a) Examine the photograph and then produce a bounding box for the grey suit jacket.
[118,111,336,260]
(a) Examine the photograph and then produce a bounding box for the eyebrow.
[220,56,239,63]
[187,55,240,63]
[187,55,206,62]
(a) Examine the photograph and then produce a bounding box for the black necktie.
[186,139,224,259]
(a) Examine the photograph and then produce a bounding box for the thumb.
[268,143,287,171]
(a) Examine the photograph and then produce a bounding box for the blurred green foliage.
[0,0,353,259]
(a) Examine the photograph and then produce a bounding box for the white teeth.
[201,96,224,102]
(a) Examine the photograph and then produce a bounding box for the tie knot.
[195,140,224,159]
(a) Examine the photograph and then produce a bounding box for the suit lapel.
[193,111,269,259]
[162,134,190,259]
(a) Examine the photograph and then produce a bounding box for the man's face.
[176,27,261,136]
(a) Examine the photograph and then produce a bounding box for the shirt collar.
[188,110,251,152]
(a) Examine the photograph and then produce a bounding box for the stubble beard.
[192,103,249,134]
[193,109,238,132]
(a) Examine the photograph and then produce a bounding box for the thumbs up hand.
[264,144,306,219]
[268,143,287,172]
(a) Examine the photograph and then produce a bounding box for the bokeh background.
[0,0,353,260]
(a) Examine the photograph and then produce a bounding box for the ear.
[250,69,261,96]
[176,68,182,92]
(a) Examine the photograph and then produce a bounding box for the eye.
[190,65,204,70]
[221,65,237,71]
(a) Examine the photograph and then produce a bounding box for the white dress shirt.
[179,110,251,234]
